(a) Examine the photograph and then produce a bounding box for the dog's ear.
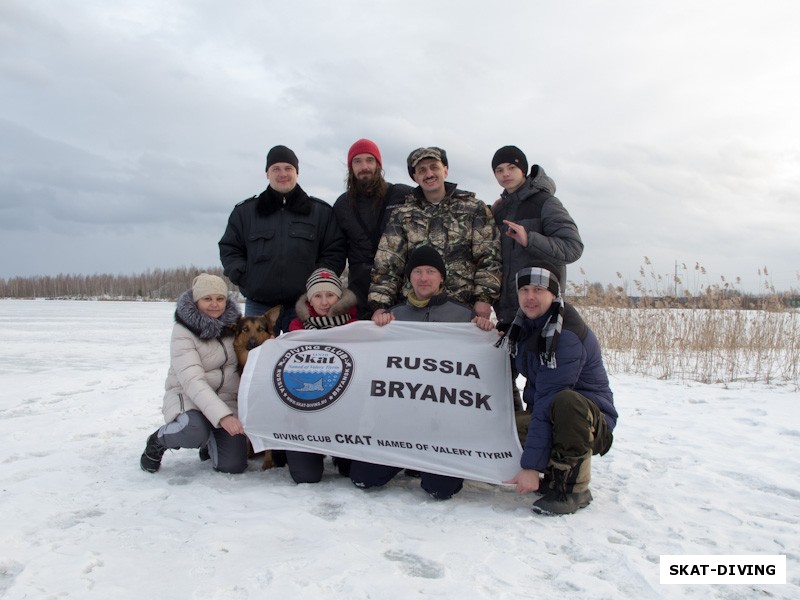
[234,316,245,333]
[263,305,282,336]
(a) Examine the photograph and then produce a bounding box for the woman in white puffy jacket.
[139,273,248,474]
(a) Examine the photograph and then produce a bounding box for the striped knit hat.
[515,265,561,297]
[496,262,564,367]
[306,268,343,298]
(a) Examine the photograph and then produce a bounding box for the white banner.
[239,320,522,484]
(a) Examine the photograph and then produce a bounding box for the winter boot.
[199,445,211,462]
[535,470,554,496]
[532,454,592,515]
[140,431,167,473]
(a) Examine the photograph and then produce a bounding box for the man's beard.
[349,170,386,200]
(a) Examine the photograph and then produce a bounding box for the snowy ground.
[0,299,797,599]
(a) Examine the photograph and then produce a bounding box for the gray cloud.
[1,0,799,292]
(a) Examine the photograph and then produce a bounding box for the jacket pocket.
[248,229,276,263]
[288,220,317,243]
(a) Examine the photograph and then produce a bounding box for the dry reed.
[569,259,800,388]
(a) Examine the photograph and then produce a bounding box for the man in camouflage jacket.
[368,147,501,319]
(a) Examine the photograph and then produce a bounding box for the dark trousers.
[285,451,325,484]
[550,390,613,462]
[349,461,464,500]
[158,409,248,474]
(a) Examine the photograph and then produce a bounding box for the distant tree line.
[2,266,797,310]
[0,266,236,300]
[570,280,799,311]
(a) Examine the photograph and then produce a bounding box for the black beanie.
[491,145,528,174]
[266,145,299,173]
[405,245,446,279]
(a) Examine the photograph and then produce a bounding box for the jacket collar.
[256,184,312,216]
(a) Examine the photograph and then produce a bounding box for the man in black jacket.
[219,145,346,332]
[332,139,412,319]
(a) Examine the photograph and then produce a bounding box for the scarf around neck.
[406,288,446,308]
[304,312,351,329]
[495,296,565,368]
[174,290,242,340]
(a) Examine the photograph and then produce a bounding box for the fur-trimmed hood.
[294,288,358,322]
[174,290,242,340]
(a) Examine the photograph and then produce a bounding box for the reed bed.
[570,259,800,387]
[578,306,799,387]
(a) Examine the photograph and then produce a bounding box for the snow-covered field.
[0,299,797,599]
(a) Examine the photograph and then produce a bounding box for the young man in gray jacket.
[491,146,584,411]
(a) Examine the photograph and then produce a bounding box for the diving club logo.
[273,344,354,411]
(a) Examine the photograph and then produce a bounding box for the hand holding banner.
[239,320,522,484]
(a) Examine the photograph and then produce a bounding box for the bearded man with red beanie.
[333,138,412,319]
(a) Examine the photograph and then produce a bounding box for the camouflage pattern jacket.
[368,182,501,310]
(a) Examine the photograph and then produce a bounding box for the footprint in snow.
[384,550,444,579]
[315,501,344,521]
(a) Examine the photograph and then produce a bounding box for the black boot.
[140,431,167,473]
[532,456,592,515]
[535,470,553,496]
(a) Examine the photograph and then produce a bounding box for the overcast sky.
[2,0,799,293]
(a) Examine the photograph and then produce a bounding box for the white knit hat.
[305,268,342,298]
[192,273,228,301]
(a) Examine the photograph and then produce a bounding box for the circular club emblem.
[273,345,354,411]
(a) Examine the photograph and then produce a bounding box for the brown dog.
[233,305,282,374]
[233,305,282,469]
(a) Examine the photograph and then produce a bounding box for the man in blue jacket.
[499,261,617,515]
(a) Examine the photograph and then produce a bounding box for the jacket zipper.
[216,340,227,393]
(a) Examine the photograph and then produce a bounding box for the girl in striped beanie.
[289,268,358,331]
[286,267,358,482]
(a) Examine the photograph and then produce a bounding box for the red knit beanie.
[347,139,382,167]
